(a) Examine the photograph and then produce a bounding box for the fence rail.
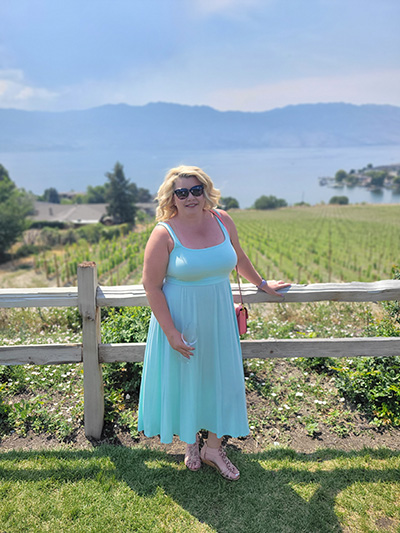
[1,262,400,439]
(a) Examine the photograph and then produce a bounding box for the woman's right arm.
[142,225,194,359]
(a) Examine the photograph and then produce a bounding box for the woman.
[138,165,290,481]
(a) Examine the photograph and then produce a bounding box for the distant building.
[31,201,156,226]
[58,191,85,201]
[31,201,108,226]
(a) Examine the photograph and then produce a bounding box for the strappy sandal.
[200,442,240,481]
[184,434,201,471]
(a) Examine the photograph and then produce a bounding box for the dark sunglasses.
[174,184,204,200]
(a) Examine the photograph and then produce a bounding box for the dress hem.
[138,428,250,445]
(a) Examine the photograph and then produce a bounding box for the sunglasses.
[174,184,204,200]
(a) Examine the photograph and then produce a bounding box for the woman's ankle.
[206,432,222,449]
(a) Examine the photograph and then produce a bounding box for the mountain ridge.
[1,102,400,152]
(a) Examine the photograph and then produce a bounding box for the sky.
[0,0,400,113]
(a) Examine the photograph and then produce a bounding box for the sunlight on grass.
[289,482,321,502]
[0,446,399,533]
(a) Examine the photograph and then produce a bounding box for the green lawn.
[1,445,399,532]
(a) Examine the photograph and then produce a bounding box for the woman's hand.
[167,329,195,360]
[261,279,291,298]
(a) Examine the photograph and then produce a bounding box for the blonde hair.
[155,165,221,221]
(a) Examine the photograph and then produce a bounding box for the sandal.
[200,442,240,481]
[184,434,201,471]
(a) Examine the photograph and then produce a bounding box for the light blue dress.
[137,214,249,444]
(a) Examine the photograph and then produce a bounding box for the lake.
[1,145,399,208]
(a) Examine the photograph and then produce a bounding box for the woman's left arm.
[219,210,291,297]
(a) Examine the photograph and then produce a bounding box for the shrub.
[329,196,349,205]
[101,306,151,400]
[334,357,400,426]
[334,266,400,426]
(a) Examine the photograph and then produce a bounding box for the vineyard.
[31,204,400,286]
[34,223,154,286]
[231,204,400,283]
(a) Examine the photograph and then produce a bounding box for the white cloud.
[0,69,59,109]
[192,0,263,16]
[208,69,400,111]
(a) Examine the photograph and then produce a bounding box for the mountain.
[1,102,400,152]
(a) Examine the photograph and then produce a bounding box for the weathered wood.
[3,337,399,366]
[95,280,400,307]
[232,279,400,304]
[98,337,400,362]
[99,343,146,363]
[240,337,400,359]
[1,280,399,310]
[96,284,148,307]
[0,287,78,308]
[78,262,104,440]
[0,344,82,365]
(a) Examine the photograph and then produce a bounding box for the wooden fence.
[1,261,400,439]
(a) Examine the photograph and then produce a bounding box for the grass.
[0,446,399,532]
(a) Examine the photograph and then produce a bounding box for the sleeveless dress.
[137,214,249,444]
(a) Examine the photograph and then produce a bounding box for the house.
[31,201,108,226]
[31,201,156,226]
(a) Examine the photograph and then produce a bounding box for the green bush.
[329,195,349,205]
[101,306,151,400]
[334,266,400,426]
[0,385,13,435]
[335,357,400,426]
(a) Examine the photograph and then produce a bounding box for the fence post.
[78,261,104,439]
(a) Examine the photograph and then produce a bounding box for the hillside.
[1,102,400,152]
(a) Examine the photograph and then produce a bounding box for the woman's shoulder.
[148,222,174,248]
[212,208,234,228]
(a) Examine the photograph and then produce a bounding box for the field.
[1,204,400,532]
[231,204,400,284]
[6,203,400,291]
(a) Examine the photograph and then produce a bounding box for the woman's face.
[172,176,206,215]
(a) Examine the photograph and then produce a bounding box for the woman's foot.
[184,434,201,471]
[200,442,240,481]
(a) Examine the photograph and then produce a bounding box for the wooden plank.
[96,280,400,307]
[99,343,146,363]
[98,337,400,363]
[0,287,79,308]
[241,337,400,359]
[96,285,148,307]
[232,279,400,304]
[78,262,104,440]
[1,280,399,310]
[0,344,82,365]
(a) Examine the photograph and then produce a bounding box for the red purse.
[212,210,248,335]
[235,266,248,335]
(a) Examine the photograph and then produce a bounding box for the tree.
[86,184,109,204]
[137,187,153,203]
[220,196,239,210]
[329,195,349,205]
[392,175,400,191]
[366,170,386,188]
[105,162,136,224]
[39,187,60,203]
[0,164,34,258]
[0,164,15,202]
[253,195,287,210]
[335,169,347,184]
[345,173,358,187]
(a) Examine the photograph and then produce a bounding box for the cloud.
[0,69,59,109]
[208,69,400,111]
[192,0,262,16]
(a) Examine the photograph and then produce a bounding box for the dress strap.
[211,209,230,240]
[157,222,180,246]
